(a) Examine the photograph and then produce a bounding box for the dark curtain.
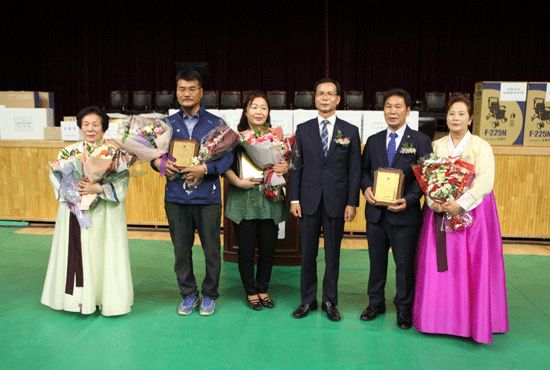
[1,1,548,124]
[328,2,550,106]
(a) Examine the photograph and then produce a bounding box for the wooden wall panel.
[2,141,550,238]
[493,154,550,238]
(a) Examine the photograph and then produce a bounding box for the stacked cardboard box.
[0,91,56,140]
[472,82,527,146]
[523,83,550,147]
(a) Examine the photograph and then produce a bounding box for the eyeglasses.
[316,92,337,98]
[178,87,201,94]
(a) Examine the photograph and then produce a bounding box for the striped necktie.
[321,120,329,155]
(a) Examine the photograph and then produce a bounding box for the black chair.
[375,91,386,110]
[106,90,129,113]
[267,91,287,109]
[418,116,437,140]
[294,91,315,109]
[132,91,152,111]
[242,90,257,105]
[155,90,174,112]
[425,92,446,112]
[220,91,241,109]
[201,90,219,109]
[344,91,364,110]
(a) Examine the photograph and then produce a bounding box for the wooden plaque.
[373,168,405,206]
[169,139,199,168]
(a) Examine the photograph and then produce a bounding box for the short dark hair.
[314,78,341,96]
[76,106,109,132]
[176,69,203,87]
[446,94,473,117]
[237,91,272,132]
[383,88,412,108]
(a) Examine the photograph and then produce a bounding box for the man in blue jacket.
[152,70,233,316]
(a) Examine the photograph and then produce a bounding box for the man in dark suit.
[289,78,361,322]
[360,88,432,329]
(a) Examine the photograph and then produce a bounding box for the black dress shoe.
[246,296,263,311]
[322,302,342,322]
[396,310,412,329]
[360,304,386,321]
[259,294,274,308]
[292,301,318,318]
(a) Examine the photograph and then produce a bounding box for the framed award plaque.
[373,168,405,207]
[237,151,264,182]
[169,139,199,168]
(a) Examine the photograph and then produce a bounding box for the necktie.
[321,120,329,155]
[387,132,398,167]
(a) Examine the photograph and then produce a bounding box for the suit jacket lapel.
[306,120,325,160]
[391,126,411,167]
[377,130,389,167]
[324,119,341,160]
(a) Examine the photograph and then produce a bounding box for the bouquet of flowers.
[177,122,241,193]
[115,115,173,162]
[412,153,475,231]
[49,149,91,228]
[240,126,295,200]
[80,140,135,209]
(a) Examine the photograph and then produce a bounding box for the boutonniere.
[333,130,350,146]
[400,141,417,154]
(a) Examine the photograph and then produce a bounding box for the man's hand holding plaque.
[367,168,406,211]
[169,139,200,169]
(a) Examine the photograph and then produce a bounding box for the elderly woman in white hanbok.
[41,106,133,316]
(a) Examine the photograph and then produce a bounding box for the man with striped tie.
[360,89,432,329]
[289,78,361,322]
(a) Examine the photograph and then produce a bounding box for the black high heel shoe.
[247,296,263,311]
[259,294,274,308]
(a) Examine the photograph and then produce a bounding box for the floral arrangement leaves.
[333,130,350,146]
[400,141,417,154]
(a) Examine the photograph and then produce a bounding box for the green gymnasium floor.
[1,226,549,370]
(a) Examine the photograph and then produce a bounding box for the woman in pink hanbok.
[413,95,509,343]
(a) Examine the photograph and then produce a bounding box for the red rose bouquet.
[179,122,241,193]
[412,153,475,231]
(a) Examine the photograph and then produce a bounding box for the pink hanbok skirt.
[413,192,509,343]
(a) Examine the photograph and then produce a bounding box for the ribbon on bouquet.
[159,152,176,178]
[66,202,92,229]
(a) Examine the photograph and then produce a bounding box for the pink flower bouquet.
[80,140,135,209]
[240,127,295,200]
[115,116,173,162]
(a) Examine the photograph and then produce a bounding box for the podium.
[222,180,302,266]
